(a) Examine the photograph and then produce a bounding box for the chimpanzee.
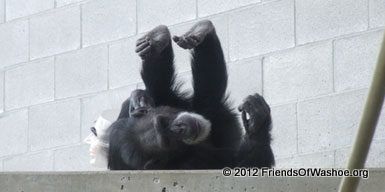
[108,20,274,170]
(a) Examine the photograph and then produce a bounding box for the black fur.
[108,106,187,170]
[108,20,274,170]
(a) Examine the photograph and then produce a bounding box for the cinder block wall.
[0,0,384,171]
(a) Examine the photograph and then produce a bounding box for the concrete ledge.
[0,169,384,192]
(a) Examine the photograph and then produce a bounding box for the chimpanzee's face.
[131,108,212,154]
[132,108,184,153]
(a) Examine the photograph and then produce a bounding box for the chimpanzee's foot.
[172,20,215,49]
[135,25,171,59]
[129,89,155,117]
[238,94,271,137]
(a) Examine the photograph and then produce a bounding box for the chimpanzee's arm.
[108,120,135,170]
[236,94,275,168]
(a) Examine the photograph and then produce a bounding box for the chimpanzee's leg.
[173,20,242,148]
[136,25,188,108]
[237,94,275,168]
[172,20,227,110]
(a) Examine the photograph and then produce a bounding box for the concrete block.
[227,57,262,106]
[0,20,28,68]
[54,144,95,171]
[334,30,383,92]
[138,0,196,32]
[197,0,261,17]
[30,7,80,59]
[271,103,297,159]
[5,58,54,110]
[0,0,4,23]
[335,106,385,167]
[0,110,28,157]
[55,45,108,99]
[175,71,193,96]
[170,16,229,72]
[109,37,141,89]
[82,0,136,47]
[296,0,367,44]
[3,151,53,171]
[229,0,294,61]
[6,0,54,21]
[0,72,3,113]
[29,99,81,151]
[297,90,370,153]
[375,107,385,140]
[369,0,385,28]
[81,85,136,138]
[333,148,351,168]
[263,42,333,105]
[56,0,89,7]
[137,82,145,89]
[275,151,334,168]
[335,140,385,168]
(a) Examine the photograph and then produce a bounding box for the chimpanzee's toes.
[172,35,191,49]
[173,20,215,49]
[136,25,171,59]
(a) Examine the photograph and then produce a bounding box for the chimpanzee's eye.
[90,127,97,136]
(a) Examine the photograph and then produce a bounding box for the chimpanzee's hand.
[129,89,155,117]
[238,94,271,139]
